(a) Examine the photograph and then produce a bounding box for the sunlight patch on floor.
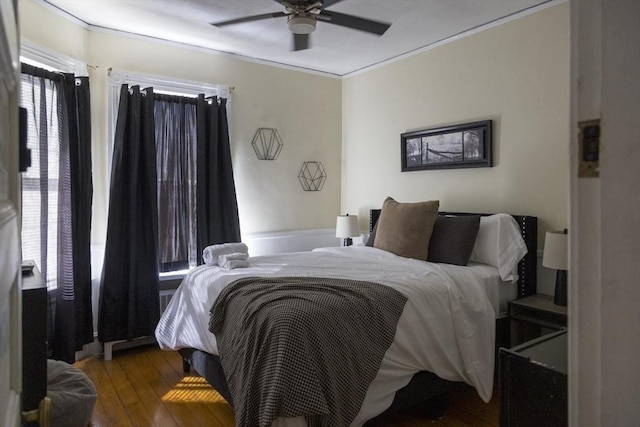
[162,376,229,404]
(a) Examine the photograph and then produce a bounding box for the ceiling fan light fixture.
[288,15,316,34]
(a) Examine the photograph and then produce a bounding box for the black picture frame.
[401,120,493,171]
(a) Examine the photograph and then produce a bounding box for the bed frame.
[179,211,537,423]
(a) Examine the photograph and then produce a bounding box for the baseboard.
[75,335,157,362]
[103,336,157,361]
[75,337,102,361]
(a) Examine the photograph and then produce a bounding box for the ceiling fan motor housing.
[288,15,316,34]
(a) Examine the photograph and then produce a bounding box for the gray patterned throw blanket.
[208,276,408,427]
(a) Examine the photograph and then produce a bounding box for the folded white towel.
[220,259,249,269]
[218,252,249,266]
[202,242,249,265]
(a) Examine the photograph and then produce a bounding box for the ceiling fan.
[210,0,391,51]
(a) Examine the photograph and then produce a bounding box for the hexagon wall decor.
[251,128,283,160]
[298,161,326,191]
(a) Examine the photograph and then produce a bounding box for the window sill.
[159,269,190,282]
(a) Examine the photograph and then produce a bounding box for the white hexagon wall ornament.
[251,128,283,160]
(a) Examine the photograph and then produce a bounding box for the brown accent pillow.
[427,215,481,265]
[373,197,440,260]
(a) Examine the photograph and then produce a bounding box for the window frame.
[106,69,232,276]
[21,39,86,74]
[106,69,232,181]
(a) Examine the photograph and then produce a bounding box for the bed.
[155,203,537,426]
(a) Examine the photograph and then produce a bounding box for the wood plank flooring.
[75,344,499,426]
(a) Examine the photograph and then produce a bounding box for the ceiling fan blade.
[317,10,390,35]
[211,11,287,27]
[293,33,310,51]
[320,0,346,7]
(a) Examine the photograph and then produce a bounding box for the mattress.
[155,245,515,424]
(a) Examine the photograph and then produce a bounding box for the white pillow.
[469,214,528,282]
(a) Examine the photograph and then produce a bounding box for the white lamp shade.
[336,215,359,238]
[542,230,568,270]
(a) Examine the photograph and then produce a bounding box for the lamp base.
[554,269,568,306]
[343,238,353,247]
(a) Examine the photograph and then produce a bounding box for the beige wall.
[20,0,570,272]
[20,0,343,242]
[341,3,570,248]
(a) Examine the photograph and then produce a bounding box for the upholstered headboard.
[369,209,537,299]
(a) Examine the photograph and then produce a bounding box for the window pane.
[154,97,198,272]
[20,73,60,289]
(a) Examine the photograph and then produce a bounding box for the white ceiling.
[41,0,556,77]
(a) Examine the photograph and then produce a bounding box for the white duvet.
[155,245,506,425]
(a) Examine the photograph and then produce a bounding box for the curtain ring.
[141,89,147,97]
[75,78,82,86]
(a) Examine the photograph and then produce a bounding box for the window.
[107,69,233,273]
[19,44,94,362]
[20,71,61,287]
[19,43,86,289]
[154,94,198,271]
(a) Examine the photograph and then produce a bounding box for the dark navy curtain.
[98,85,160,342]
[20,64,94,363]
[98,87,240,343]
[196,95,241,260]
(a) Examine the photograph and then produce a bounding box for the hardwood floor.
[75,344,499,426]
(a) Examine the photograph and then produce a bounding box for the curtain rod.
[106,67,233,95]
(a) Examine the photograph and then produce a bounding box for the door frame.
[0,0,22,425]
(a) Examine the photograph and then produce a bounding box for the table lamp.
[542,229,568,306]
[336,214,359,246]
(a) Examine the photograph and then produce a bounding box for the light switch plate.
[578,119,600,178]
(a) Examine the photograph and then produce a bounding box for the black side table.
[508,294,567,347]
[22,263,47,424]
[499,330,568,427]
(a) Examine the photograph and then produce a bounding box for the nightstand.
[499,330,567,427]
[508,294,567,347]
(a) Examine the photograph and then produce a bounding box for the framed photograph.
[401,120,492,171]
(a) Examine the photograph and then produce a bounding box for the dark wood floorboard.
[75,344,498,426]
